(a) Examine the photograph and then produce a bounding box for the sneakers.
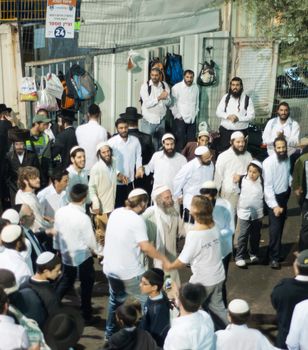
[235,259,246,267]
[250,255,259,264]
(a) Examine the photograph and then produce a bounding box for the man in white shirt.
[216,77,255,152]
[263,101,300,158]
[171,69,199,151]
[216,299,274,350]
[0,287,30,350]
[140,67,171,150]
[286,299,308,350]
[55,183,98,323]
[263,136,291,269]
[143,133,186,193]
[89,142,118,216]
[37,168,68,219]
[173,146,214,222]
[15,166,53,232]
[108,118,144,207]
[76,104,108,172]
[103,188,169,340]
[0,225,32,285]
[164,282,214,350]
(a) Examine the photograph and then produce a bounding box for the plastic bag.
[36,76,59,112]
[20,77,38,102]
[45,73,64,100]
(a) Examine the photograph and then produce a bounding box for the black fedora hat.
[8,128,30,142]
[0,104,12,114]
[61,109,77,121]
[43,306,84,350]
[119,107,142,121]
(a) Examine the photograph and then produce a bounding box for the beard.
[101,155,112,166]
[232,145,246,155]
[229,87,243,98]
[18,239,27,252]
[164,148,176,158]
[276,151,288,162]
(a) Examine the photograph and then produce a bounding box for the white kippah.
[162,133,175,142]
[250,160,263,171]
[201,181,217,190]
[228,299,250,314]
[1,224,22,243]
[198,130,209,138]
[194,146,209,156]
[36,252,55,265]
[96,141,110,153]
[2,209,19,224]
[128,188,148,199]
[152,185,170,200]
[70,145,84,156]
[230,131,245,140]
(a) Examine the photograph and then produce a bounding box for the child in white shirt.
[235,160,264,268]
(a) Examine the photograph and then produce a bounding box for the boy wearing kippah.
[139,268,170,347]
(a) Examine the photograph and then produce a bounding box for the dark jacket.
[52,126,78,170]
[139,293,170,347]
[105,328,161,350]
[271,277,308,349]
[128,128,154,165]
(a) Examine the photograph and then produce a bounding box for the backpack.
[58,71,76,110]
[140,80,165,105]
[197,60,217,86]
[65,64,97,101]
[165,53,183,86]
[148,57,165,81]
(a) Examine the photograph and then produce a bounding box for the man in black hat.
[120,107,154,194]
[271,249,308,349]
[5,129,39,206]
[52,109,78,170]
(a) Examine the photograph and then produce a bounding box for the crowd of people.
[0,68,307,350]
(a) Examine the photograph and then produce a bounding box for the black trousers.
[218,126,248,153]
[172,118,196,152]
[56,257,95,319]
[268,189,290,261]
[115,183,134,208]
[299,199,308,251]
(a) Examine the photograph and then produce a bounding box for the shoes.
[270,260,281,269]
[235,259,246,267]
[250,255,259,264]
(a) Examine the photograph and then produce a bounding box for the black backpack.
[140,80,165,105]
[197,60,217,86]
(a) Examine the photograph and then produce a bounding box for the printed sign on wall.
[45,0,76,39]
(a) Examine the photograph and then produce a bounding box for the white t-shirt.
[103,208,148,280]
[178,226,225,287]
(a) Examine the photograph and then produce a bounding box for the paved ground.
[71,195,301,349]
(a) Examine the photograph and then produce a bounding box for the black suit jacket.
[128,128,154,164]
[52,126,78,170]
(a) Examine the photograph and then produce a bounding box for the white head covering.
[195,146,209,156]
[70,145,84,156]
[201,180,217,190]
[162,133,175,142]
[250,160,263,171]
[96,141,110,153]
[152,185,170,201]
[230,131,245,140]
[36,252,56,265]
[228,299,250,314]
[1,209,19,224]
[1,224,22,243]
[128,188,148,199]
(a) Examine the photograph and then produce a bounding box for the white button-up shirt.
[0,314,30,350]
[144,150,187,193]
[37,183,66,219]
[140,80,171,124]
[164,310,215,350]
[216,324,275,350]
[66,164,90,204]
[263,153,291,208]
[76,120,108,171]
[54,203,98,266]
[108,134,142,184]
[262,117,300,156]
[0,246,32,285]
[216,93,255,130]
[171,80,199,123]
[286,299,308,350]
[214,147,253,194]
[173,157,214,210]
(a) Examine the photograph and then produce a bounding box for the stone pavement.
[72,195,301,349]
